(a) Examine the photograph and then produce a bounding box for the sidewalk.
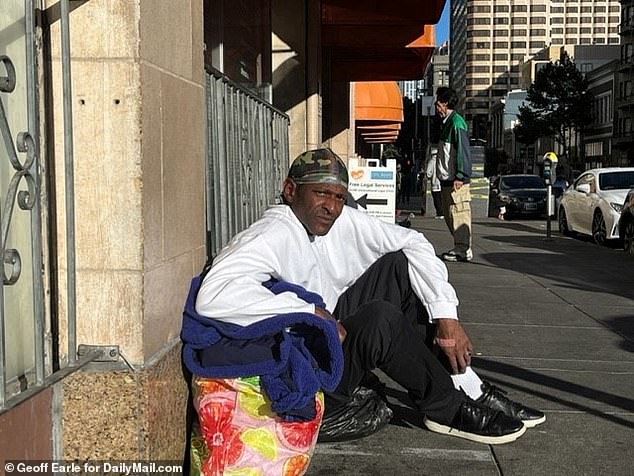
[308,200,634,475]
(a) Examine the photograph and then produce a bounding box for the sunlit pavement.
[308,194,634,476]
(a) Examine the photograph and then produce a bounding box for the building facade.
[584,60,619,167]
[451,0,622,142]
[614,0,634,162]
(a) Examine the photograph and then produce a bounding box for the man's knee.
[375,250,408,270]
[343,301,403,338]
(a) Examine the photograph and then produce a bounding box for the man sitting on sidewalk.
[195,148,544,444]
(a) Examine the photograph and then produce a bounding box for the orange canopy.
[354,81,403,144]
[354,81,404,122]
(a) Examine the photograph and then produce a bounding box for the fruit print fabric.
[190,376,324,476]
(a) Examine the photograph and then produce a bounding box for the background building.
[614,0,634,162]
[451,0,622,142]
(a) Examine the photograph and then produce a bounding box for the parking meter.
[543,158,552,185]
[542,158,553,238]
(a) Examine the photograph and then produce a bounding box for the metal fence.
[205,70,290,258]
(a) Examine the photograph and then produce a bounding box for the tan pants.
[441,184,472,254]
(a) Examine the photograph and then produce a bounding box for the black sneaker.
[476,382,546,428]
[424,399,526,445]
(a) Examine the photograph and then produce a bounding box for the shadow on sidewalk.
[473,357,634,430]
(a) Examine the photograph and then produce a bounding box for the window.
[468,18,492,25]
[608,37,620,44]
[595,17,606,23]
[512,5,527,12]
[608,16,620,23]
[511,53,525,60]
[531,29,547,36]
[594,26,606,33]
[493,29,508,36]
[580,17,592,23]
[509,29,525,36]
[494,18,509,24]
[493,41,509,49]
[551,17,564,24]
[468,5,491,13]
[552,38,564,44]
[598,171,634,191]
[511,41,527,49]
[467,54,490,61]
[493,65,507,72]
[531,17,547,24]
[580,37,591,44]
[512,17,528,24]
[566,27,578,34]
[467,65,491,73]
[493,53,508,60]
[466,78,490,85]
[580,27,592,33]
[532,5,547,13]
[552,27,564,34]
[467,42,490,50]
[581,6,592,13]
[595,6,606,13]
[566,6,578,13]
[594,37,605,44]
[530,41,546,49]
[609,6,620,13]
[551,7,564,13]
[494,5,509,12]
[469,30,491,37]
[466,101,489,109]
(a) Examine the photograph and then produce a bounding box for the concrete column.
[272,0,322,161]
[46,0,205,460]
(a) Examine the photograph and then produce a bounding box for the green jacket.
[436,111,472,184]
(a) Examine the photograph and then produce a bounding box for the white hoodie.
[196,205,459,326]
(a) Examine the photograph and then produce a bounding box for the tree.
[514,51,592,163]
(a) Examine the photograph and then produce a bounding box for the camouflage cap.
[287,148,349,188]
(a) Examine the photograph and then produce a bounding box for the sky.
[436,2,450,45]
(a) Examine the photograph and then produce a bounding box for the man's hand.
[315,307,347,343]
[453,179,464,191]
[434,318,473,374]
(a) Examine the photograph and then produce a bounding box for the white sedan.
[558,167,634,245]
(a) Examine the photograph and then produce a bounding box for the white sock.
[450,367,484,400]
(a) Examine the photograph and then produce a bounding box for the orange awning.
[354,81,404,122]
[354,81,403,144]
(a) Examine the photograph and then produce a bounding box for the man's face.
[282,179,347,236]
[435,98,449,118]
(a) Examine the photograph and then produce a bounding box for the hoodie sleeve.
[342,208,459,321]
[453,117,472,182]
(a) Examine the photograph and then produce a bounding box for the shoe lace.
[487,384,523,412]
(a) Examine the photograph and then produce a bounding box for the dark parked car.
[619,188,634,256]
[489,174,547,219]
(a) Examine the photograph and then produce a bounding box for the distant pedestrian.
[434,87,473,262]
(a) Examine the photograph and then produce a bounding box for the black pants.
[327,251,463,424]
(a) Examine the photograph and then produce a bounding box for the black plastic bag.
[317,386,393,443]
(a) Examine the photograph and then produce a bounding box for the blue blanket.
[181,276,344,420]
